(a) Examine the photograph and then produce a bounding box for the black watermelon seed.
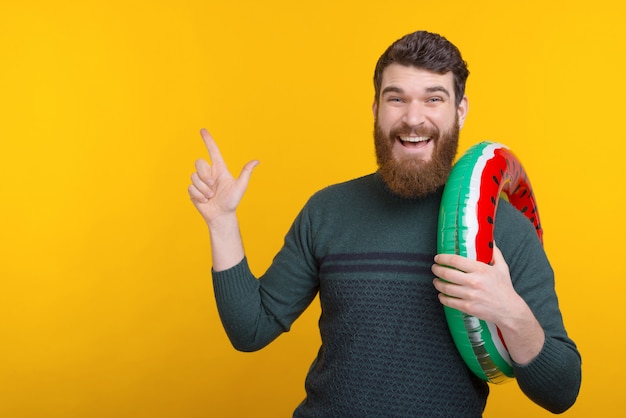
[521,206,528,213]
[487,216,494,224]
[492,175,500,185]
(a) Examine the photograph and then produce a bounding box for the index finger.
[434,253,477,273]
[200,128,224,165]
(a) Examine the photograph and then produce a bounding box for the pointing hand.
[188,129,259,226]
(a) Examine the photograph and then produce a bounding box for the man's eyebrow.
[426,86,451,98]
[381,85,451,98]
[381,86,404,95]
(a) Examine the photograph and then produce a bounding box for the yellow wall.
[1,1,623,416]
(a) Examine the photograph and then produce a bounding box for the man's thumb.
[237,160,259,186]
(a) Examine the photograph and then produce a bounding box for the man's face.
[372,64,469,198]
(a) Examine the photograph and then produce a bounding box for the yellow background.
[1,1,623,416]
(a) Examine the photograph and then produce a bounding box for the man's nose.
[403,101,426,126]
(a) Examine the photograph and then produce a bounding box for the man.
[189,31,581,416]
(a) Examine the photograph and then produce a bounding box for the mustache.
[389,124,440,139]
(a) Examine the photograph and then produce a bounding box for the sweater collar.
[373,171,444,203]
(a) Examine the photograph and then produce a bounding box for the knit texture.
[213,173,581,416]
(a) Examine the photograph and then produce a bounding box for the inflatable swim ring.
[437,141,543,384]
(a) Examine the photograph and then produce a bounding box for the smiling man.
[374,63,467,198]
[189,31,581,416]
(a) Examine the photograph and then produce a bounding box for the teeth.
[400,136,429,143]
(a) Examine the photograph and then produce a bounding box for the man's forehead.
[380,64,454,96]
[382,64,452,83]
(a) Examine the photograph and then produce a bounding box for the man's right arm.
[188,129,259,271]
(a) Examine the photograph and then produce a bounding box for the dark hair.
[373,31,469,106]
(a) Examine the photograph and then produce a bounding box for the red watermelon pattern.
[475,147,543,265]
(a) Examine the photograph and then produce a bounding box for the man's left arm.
[432,246,545,364]
[432,238,581,413]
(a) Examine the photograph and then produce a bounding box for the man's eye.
[388,97,403,103]
[427,97,443,103]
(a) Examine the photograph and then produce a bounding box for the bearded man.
[189,30,581,417]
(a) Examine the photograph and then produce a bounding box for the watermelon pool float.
[437,141,542,384]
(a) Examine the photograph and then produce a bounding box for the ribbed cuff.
[513,337,565,381]
[513,337,581,413]
[212,257,259,302]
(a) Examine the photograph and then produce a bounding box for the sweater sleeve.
[212,203,320,352]
[496,203,582,413]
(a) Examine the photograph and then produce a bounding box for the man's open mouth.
[398,135,432,147]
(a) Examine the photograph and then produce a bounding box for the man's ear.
[457,96,469,129]
[372,100,378,118]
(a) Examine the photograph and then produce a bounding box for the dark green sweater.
[213,173,581,417]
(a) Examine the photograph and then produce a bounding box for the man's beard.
[374,115,460,199]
